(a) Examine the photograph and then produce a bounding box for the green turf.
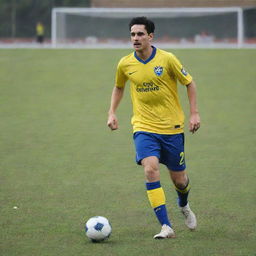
[0,49,255,256]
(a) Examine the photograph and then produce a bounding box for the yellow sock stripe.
[147,187,166,208]
[175,183,191,194]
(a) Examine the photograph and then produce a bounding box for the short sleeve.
[169,54,193,86]
[115,59,128,88]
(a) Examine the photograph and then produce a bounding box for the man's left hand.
[189,113,200,133]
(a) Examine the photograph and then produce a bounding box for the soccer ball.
[85,216,112,242]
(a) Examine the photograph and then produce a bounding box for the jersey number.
[179,152,185,166]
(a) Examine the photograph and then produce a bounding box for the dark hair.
[129,17,155,34]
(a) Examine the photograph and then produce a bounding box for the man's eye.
[131,32,145,36]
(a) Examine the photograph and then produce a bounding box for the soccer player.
[107,17,200,239]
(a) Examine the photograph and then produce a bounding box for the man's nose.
[134,34,139,40]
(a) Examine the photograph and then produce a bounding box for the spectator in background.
[36,22,44,43]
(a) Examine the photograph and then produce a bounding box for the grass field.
[0,48,256,256]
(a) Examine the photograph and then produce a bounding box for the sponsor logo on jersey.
[181,68,188,76]
[154,66,163,76]
[136,82,159,92]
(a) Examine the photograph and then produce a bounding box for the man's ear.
[149,33,154,42]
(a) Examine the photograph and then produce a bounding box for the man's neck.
[136,46,153,61]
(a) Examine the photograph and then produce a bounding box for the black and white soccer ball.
[85,216,112,242]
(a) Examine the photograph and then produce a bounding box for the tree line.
[0,1,255,39]
[0,0,91,38]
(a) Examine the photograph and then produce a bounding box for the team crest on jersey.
[154,66,163,76]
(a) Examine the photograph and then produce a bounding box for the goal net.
[51,7,246,48]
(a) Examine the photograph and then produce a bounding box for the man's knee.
[174,180,188,190]
[142,156,160,182]
[171,172,189,189]
[144,164,158,177]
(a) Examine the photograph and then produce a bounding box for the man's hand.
[107,113,119,130]
[189,112,200,134]
[107,86,124,131]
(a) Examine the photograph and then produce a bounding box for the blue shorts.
[133,131,186,171]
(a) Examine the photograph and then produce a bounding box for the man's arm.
[107,86,125,130]
[186,81,200,133]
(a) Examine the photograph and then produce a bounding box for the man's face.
[130,25,153,51]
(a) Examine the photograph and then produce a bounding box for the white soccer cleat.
[153,224,176,239]
[180,203,197,230]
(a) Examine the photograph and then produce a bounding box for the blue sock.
[146,181,172,227]
[154,204,172,227]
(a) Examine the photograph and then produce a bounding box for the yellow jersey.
[115,47,192,134]
[36,23,44,36]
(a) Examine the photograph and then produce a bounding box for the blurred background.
[0,0,256,47]
[0,0,89,41]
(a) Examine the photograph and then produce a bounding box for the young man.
[107,17,200,239]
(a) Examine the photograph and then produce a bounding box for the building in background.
[91,0,256,8]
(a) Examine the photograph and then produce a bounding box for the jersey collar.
[134,46,156,64]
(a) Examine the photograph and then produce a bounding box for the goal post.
[51,7,246,48]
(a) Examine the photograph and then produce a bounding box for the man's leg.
[170,170,190,207]
[142,156,175,238]
[169,170,197,230]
